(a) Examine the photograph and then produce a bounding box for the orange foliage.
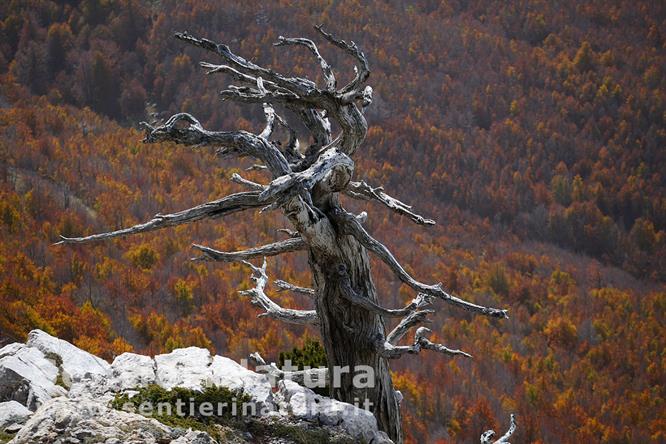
[0,1,664,442]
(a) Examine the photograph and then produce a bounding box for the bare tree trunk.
[56,26,512,443]
[310,234,402,442]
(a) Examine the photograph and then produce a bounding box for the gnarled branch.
[481,414,517,444]
[346,180,435,225]
[55,192,264,245]
[218,85,303,106]
[378,327,471,359]
[239,259,318,325]
[200,62,270,88]
[191,237,306,262]
[386,307,434,345]
[274,36,336,92]
[314,25,369,95]
[180,29,368,159]
[331,209,509,318]
[274,280,316,298]
[140,112,290,177]
[175,31,317,97]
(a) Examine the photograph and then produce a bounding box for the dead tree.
[57,27,509,443]
[481,414,517,444]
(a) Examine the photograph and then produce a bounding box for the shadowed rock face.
[0,343,67,410]
[0,330,389,443]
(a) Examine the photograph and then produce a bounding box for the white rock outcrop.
[9,396,181,444]
[109,352,156,391]
[0,330,388,443]
[26,329,110,388]
[154,346,213,390]
[209,355,274,411]
[153,348,276,411]
[0,343,67,410]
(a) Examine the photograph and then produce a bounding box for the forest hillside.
[0,1,664,442]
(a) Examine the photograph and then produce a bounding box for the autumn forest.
[0,0,664,442]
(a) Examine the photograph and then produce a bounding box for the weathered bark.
[308,230,402,440]
[56,26,512,443]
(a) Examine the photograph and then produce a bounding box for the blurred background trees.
[0,0,664,442]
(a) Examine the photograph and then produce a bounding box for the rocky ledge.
[0,330,391,443]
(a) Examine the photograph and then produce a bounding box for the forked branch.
[386,308,434,345]
[274,36,336,91]
[175,31,317,97]
[140,112,290,177]
[332,209,509,318]
[346,180,435,225]
[239,259,318,325]
[314,24,369,94]
[379,327,472,359]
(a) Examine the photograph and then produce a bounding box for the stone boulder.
[0,343,67,410]
[276,379,382,442]
[109,352,157,391]
[26,329,110,388]
[153,348,275,411]
[209,355,274,411]
[154,347,213,390]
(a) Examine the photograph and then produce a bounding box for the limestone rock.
[153,349,275,411]
[109,352,157,391]
[277,379,380,442]
[0,400,32,430]
[209,355,274,411]
[9,396,187,444]
[26,329,110,387]
[0,332,390,443]
[154,347,212,390]
[0,343,67,410]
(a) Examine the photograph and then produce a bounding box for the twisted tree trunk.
[57,26,511,443]
[310,234,401,440]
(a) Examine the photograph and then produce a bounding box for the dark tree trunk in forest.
[57,26,510,443]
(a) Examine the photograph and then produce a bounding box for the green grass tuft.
[110,384,357,443]
[0,430,16,444]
